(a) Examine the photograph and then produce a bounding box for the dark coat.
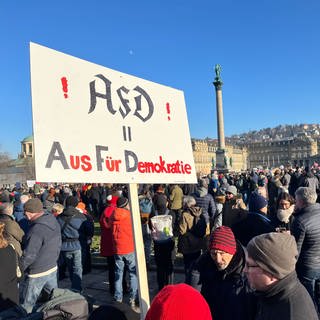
[0,245,19,310]
[191,243,256,320]
[13,202,29,234]
[222,198,247,228]
[57,207,89,252]
[232,212,275,247]
[254,272,318,320]
[191,187,217,220]
[290,203,320,271]
[21,212,61,275]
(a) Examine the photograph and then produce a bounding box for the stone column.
[213,64,228,171]
[214,81,225,149]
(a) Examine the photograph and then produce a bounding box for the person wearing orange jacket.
[111,197,137,309]
[99,192,128,295]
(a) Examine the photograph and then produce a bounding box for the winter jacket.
[152,191,168,211]
[0,245,19,310]
[169,185,183,210]
[178,206,209,254]
[232,212,275,247]
[0,213,24,257]
[290,203,320,271]
[57,207,88,252]
[191,243,256,320]
[268,176,283,216]
[254,272,318,320]
[100,197,118,257]
[222,197,247,228]
[111,207,134,255]
[273,205,295,230]
[21,212,61,275]
[13,202,29,234]
[300,173,319,193]
[192,187,217,220]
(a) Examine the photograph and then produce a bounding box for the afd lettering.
[88,74,154,122]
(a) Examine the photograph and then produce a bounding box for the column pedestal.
[216,148,229,172]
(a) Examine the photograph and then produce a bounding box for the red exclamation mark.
[61,77,68,99]
[166,102,171,121]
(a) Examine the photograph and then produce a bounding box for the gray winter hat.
[247,232,298,279]
[226,185,237,196]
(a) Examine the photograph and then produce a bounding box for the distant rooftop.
[21,135,33,143]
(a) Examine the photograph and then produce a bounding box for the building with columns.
[192,138,248,176]
[20,135,34,158]
[247,136,317,168]
[0,136,35,187]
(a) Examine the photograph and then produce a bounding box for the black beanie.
[117,197,129,208]
[65,196,79,208]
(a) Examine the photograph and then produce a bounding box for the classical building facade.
[192,138,248,176]
[247,136,318,168]
[0,136,35,187]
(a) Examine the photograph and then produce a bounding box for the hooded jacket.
[111,207,134,255]
[192,187,217,220]
[178,206,209,254]
[21,212,61,275]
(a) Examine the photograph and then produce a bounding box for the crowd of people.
[0,164,320,319]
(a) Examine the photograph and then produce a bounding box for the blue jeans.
[298,268,320,313]
[114,252,137,302]
[62,250,83,292]
[21,269,57,313]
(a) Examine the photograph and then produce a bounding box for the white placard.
[30,42,197,184]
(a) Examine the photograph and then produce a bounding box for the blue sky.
[1,0,320,158]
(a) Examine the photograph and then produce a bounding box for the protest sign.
[30,42,196,184]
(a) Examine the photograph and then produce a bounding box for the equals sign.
[123,126,132,141]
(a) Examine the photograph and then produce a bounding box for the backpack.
[190,213,207,238]
[139,197,153,213]
[139,197,153,225]
[150,210,173,241]
[36,288,89,320]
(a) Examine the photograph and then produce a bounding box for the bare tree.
[0,151,11,170]
[24,157,36,180]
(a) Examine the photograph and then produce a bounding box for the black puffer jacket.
[191,187,216,220]
[254,272,318,320]
[290,203,320,270]
[191,242,256,320]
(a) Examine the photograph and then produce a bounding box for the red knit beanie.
[145,284,212,320]
[209,226,237,255]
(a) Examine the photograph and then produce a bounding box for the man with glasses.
[245,232,318,319]
[191,226,255,320]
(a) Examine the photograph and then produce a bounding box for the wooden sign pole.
[128,183,150,319]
